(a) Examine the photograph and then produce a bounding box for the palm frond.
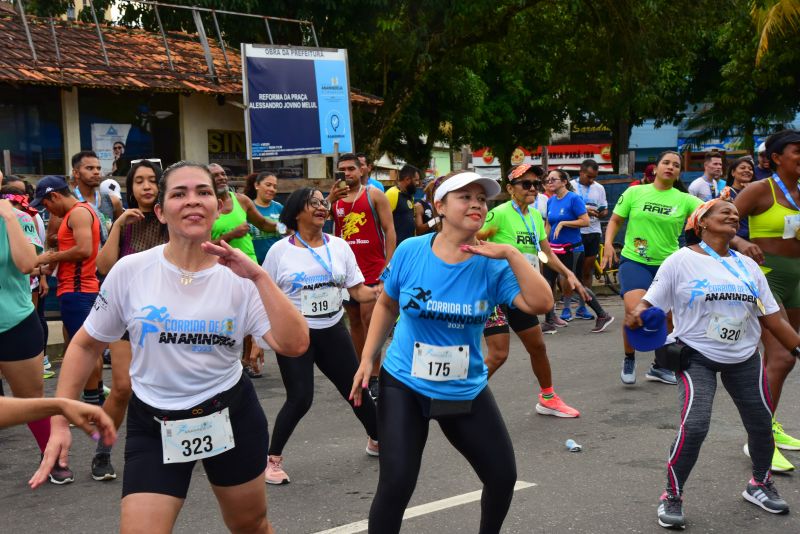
[753,0,800,64]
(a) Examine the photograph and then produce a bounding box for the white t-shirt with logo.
[263,234,364,329]
[570,179,607,234]
[644,247,779,364]
[83,245,271,410]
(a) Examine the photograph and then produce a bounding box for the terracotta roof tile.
[0,12,382,106]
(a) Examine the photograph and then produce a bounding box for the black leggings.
[369,370,516,534]
[269,319,378,456]
[543,249,605,318]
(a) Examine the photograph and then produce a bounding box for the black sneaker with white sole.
[657,493,685,529]
[91,453,117,481]
[743,479,789,514]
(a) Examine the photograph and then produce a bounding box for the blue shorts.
[619,257,660,296]
[59,292,98,338]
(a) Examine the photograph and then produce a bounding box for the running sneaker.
[102,349,112,369]
[366,438,380,457]
[742,478,789,514]
[743,444,795,473]
[560,308,574,322]
[43,369,55,379]
[541,322,558,335]
[591,314,615,333]
[621,358,636,385]
[574,306,595,320]
[48,463,75,485]
[773,420,800,451]
[657,492,685,529]
[43,355,52,370]
[551,315,569,327]
[535,393,580,418]
[645,365,677,385]
[368,377,380,403]
[91,453,117,481]
[265,455,290,485]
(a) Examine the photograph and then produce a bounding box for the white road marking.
[313,480,536,534]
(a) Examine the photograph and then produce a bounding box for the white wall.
[179,94,245,163]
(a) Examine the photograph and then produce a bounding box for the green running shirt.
[613,184,702,265]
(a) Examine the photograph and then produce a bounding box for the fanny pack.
[548,242,574,255]
[654,340,697,372]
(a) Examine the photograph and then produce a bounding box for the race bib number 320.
[705,314,746,345]
[411,342,469,381]
[160,408,235,464]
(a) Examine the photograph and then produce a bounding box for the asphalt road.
[2,296,800,533]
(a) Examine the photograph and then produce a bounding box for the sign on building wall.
[242,44,354,160]
[473,144,613,174]
[91,123,132,175]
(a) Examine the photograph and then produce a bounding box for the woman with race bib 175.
[350,172,553,534]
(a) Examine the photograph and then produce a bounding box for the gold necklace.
[179,268,196,286]
[165,248,200,285]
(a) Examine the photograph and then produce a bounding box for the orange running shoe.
[535,393,580,418]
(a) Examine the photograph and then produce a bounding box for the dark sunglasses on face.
[511,179,540,190]
[308,198,331,210]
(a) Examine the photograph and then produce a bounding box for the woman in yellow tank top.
[731,130,800,472]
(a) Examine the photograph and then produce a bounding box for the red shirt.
[332,187,386,285]
[57,202,100,296]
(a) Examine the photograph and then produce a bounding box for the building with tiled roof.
[0,2,380,177]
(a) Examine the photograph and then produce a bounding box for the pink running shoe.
[265,455,290,485]
[366,437,380,457]
[551,315,569,327]
[535,393,580,418]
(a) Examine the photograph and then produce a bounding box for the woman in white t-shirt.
[31,162,308,534]
[261,188,379,485]
[626,199,800,530]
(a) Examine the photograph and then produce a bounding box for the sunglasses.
[131,158,163,168]
[511,179,540,190]
[308,198,331,210]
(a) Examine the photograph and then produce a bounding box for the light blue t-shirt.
[381,234,521,400]
[546,191,587,247]
[250,201,283,265]
[367,178,385,192]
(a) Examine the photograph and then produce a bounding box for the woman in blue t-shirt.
[544,169,613,331]
[349,172,553,534]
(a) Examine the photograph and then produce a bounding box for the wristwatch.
[791,346,800,358]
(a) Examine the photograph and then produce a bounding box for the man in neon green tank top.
[210,164,279,263]
[731,130,800,473]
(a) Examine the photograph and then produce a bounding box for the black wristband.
[791,346,800,358]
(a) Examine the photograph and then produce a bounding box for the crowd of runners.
[1,129,799,532]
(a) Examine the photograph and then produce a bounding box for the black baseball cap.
[30,176,69,207]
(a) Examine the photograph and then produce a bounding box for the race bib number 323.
[160,408,235,464]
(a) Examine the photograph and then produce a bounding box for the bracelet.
[791,347,800,358]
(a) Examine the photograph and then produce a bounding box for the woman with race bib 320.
[31,162,308,534]
[350,172,553,534]
[626,198,800,529]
